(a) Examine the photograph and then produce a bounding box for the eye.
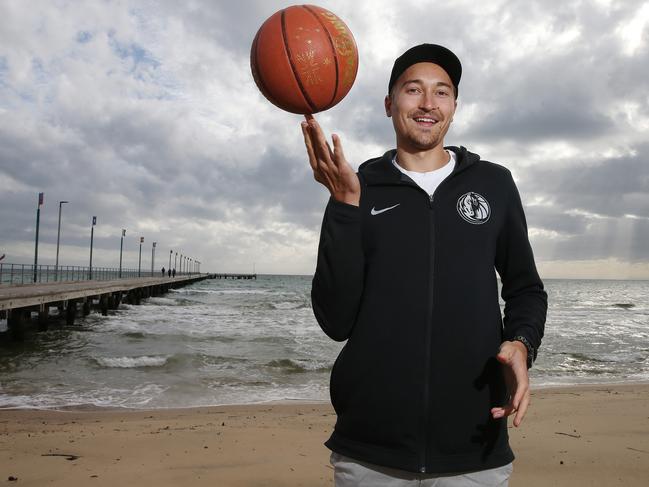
[437,90,450,97]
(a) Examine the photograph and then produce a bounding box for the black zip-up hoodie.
[311,146,547,474]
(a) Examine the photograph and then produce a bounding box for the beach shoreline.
[3,380,649,414]
[2,383,648,486]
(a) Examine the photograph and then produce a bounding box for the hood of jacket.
[358,146,481,186]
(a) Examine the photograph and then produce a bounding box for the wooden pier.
[212,273,257,279]
[0,275,212,339]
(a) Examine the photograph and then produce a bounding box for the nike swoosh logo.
[371,203,401,216]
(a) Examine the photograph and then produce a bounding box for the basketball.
[250,5,358,114]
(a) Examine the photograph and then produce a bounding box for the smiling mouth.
[413,117,439,126]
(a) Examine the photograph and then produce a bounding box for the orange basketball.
[250,5,359,114]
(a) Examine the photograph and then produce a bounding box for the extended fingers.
[491,346,530,424]
[332,133,347,167]
[301,122,318,171]
[307,118,338,173]
[513,390,530,427]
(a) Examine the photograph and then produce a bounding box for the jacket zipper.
[419,192,435,473]
[383,158,466,473]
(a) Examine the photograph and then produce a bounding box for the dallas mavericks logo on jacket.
[457,191,491,224]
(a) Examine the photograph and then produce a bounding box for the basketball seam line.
[250,30,272,102]
[281,9,317,114]
[303,5,339,109]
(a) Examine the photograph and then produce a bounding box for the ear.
[384,94,392,117]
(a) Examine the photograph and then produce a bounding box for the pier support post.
[38,304,49,331]
[100,294,109,316]
[7,308,25,340]
[82,298,91,316]
[66,300,77,326]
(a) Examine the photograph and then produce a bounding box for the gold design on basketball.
[319,11,357,88]
[295,49,322,86]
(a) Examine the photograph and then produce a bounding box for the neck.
[395,145,449,172]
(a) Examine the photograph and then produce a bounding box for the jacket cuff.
[327,196,361,222]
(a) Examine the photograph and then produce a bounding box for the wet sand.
[1,383,648,486]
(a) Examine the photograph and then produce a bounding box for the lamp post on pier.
[151,242,156,277]
[89,216,97,280]
[168,250,172,276]
[119,229,126,278]
[138,237,144,277]
[55,200,69,281]
[174,252,178,274]
[33,192,44,283]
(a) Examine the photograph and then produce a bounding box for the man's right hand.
[301,114,360,206]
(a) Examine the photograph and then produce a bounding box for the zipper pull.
[428,194,434,208]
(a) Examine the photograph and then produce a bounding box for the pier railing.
[0,263,195,286]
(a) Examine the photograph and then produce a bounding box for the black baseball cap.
[388,44,462,98]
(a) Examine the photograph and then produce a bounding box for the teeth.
[415,118,436,123]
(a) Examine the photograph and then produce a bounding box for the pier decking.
[212,273,257,279]
[0,274,213,338]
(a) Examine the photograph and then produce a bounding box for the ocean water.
[0,276,648,409]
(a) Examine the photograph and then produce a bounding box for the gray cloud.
[1,0,648,277]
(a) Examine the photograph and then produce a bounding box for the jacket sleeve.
[495,170,547,365]
[311,195,364,342]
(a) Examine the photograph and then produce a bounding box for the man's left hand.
[490,340,530,427]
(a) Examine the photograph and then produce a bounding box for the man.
[302,44,547,486]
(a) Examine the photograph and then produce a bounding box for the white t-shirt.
[391,150,456,197]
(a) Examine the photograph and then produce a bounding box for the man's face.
[384,62,457,152]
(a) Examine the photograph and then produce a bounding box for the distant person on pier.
[172,268,176,278]
[168,268,171,277]
[161,267,166,277]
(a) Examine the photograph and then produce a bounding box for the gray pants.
[331,452,513,487]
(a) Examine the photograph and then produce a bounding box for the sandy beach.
[1,383,648,486]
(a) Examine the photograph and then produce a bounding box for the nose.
[419,90,437,111]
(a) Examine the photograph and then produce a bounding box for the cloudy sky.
[1,0,648,279]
